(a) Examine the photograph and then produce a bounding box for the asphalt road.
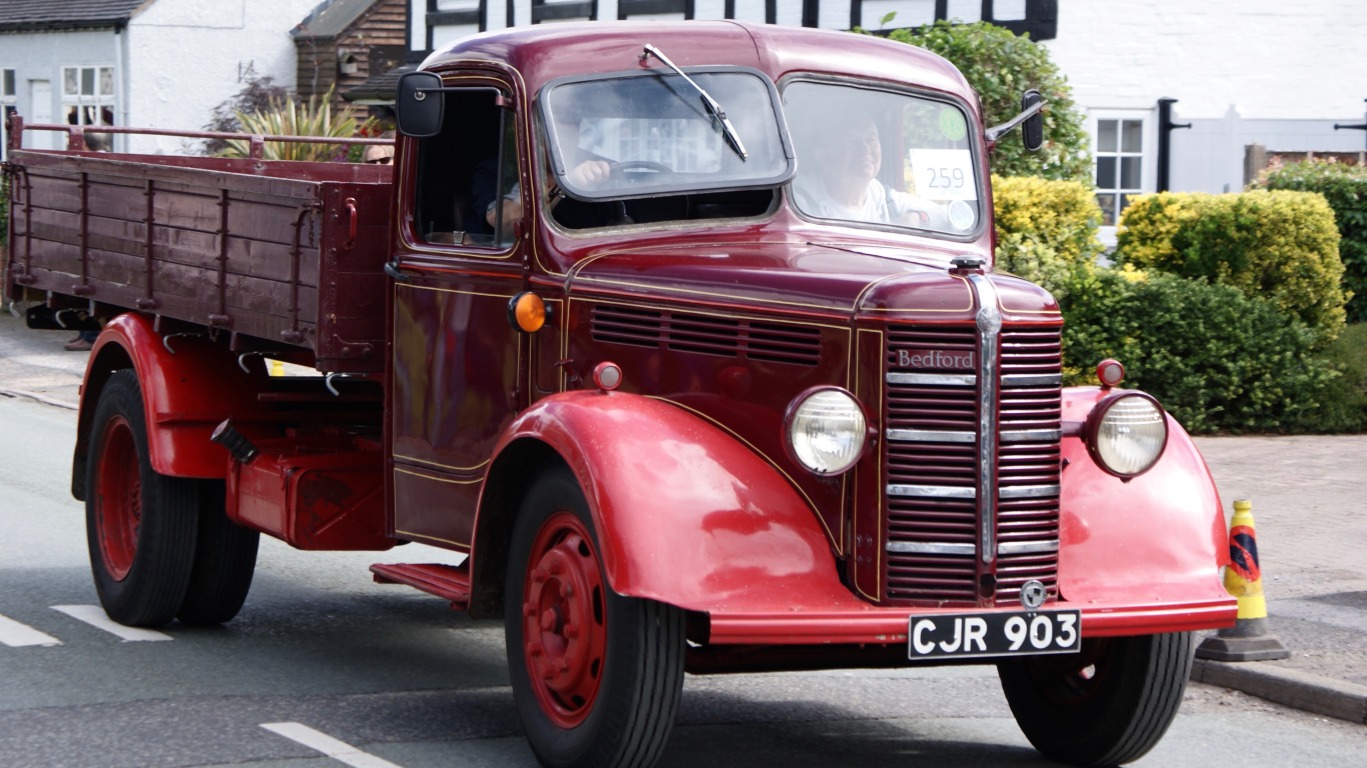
[2,393,1365,768]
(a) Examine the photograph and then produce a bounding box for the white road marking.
[51,605,173,642]
[261,722,405,768]
[0,612,62,646]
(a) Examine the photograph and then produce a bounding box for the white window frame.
[1089,109,1157,246]
[1,68,16,161]
[61,65,117,130]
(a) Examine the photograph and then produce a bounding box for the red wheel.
[520,510,609,728]
[93,414,140,581]
[505,465,684,768]
[85,370,198,627]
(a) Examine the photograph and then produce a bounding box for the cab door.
[388,78,528,551]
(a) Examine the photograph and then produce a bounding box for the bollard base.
[1195,632,1290,662]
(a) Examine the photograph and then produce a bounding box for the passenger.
[362,131,395,165]
[793,114,945,228]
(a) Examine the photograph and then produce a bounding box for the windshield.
[783,81,982,237]
[541,69,794,201]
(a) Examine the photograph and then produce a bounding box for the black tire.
[997,631,1194,766]
[85,370,198,627]
[176,479,259,626]
[504,465,685,768]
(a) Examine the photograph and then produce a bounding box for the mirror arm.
[985,98,1047,142]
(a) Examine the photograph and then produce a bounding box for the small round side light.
[508,292,548,333]
[592,362,623,392]
[1096,358,1125,389]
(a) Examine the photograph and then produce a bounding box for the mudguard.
[77,313,267,481]
[485,390,855,613]
[1057,387,1232,607]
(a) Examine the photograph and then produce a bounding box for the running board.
[370,563,472,610]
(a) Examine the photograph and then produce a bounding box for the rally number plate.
[907,610,1081,660]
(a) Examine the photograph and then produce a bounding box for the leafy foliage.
[218,87,373,162]
[203,66,290,155]
[1254,160,1367,323]
[883,20,1092,182]
[1115,190,1347,342]
[1309,323,1367,432]
[991,174,1104,299]
[1057,269,1339,434]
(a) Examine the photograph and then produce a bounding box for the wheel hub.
[95,416,141,581]
[521,511,607,728]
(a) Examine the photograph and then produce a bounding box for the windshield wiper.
[641,44,748,160]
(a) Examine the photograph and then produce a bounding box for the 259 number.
[926,167,966,190]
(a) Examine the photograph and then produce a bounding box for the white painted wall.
[0,28,118,153]
[124,0,322,154]
[1045,0,1367,120]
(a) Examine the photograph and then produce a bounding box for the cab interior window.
[413,88,518,247]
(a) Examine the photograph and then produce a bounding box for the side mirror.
[396,72,444,138]
[1021,89,1044,152]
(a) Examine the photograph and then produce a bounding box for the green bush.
[992,175,1104,298]
[1115,190,1347,341]
[1306,323,1367,432]
[884,21,1092,182]
[1255,160,1367,323]
[1057,269,1339,433]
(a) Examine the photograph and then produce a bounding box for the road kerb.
[1192,657,1367,724]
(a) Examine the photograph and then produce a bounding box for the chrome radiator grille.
[883,325,1063,606]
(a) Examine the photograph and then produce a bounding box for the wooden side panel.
[5,150,391,372]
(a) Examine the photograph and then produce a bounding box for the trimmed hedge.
[1255,160,1367,323]
[1057,268,1339,434]
[1114,190,1347,341]
[991,174,1103,298]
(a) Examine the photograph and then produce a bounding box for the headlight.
[785,388,867,475]
[1084,392,1168,478]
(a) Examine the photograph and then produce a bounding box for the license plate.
[907,610,1081,660]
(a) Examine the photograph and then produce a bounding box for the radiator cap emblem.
[1020,580,1048,610]
[976,305,1002,334]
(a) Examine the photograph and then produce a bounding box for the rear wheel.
[997,632,1194,766]
[504,465,685,768]
[176,479,259,626]
[86,370,198,627]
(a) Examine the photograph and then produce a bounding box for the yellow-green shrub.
[1116,190,1347,340]
[992,175,1104,299]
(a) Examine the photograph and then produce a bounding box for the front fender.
[485,390,851,613]
[1058,387,1232,606]
[76,313,266,488]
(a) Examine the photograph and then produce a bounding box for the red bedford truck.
[4,21,1235,768]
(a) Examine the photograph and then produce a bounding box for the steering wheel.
[610,160,673,179]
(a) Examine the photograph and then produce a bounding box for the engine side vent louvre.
[591,305,821,366]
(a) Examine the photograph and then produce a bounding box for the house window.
[62,65,115,128]
[851,0,1057,39]
[532,0,598,23]
[1,68,15,160]
[618,0,692,21]
[1094,117,1146,227]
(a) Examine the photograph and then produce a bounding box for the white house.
[1,0,321,156]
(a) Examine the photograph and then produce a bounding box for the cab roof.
[420,20,976,109]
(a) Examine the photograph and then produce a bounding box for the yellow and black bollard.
[1195,499,1290,661]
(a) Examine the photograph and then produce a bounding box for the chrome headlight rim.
[783,386,869,476]
[1083,391,1169,479]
